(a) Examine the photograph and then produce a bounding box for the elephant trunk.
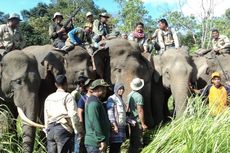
[171,80,190,117]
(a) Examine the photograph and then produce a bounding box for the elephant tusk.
[17,107,45,128]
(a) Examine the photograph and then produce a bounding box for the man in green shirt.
[84,79,110,153]
[127,78,148,153]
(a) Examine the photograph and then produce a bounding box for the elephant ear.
[191,56,209,81]
[41,52,66,77]
[151,55,162,82]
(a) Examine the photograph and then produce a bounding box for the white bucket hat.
[86,12,93,17]
[8,13,21,21]
[52,12,63,21]
[130,78,144,91]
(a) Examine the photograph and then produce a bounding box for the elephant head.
[101,39,154,127]
[151,47,193,117]
[0,51,44,153]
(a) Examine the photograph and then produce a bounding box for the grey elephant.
[191,53,230,89]
[0,51,45,152]
[149,47,193,124]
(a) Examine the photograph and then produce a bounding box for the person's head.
[84,22,93,33]
[211,72,221,87]
[7,13,21,29]
[99,12,110,23]
[135,22,144,33]
[212,29,219,39]
[90,79,110,98]
[55,74,68,90]
[83,79,94,93]
[130,78,144,92]
[52,12,63,24]
[76,75,88,92]
[114,82,125,96]
[158,19,168,30]
[86,12,94,23]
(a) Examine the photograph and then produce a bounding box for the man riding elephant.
[49,12,73,50]
[196,29,230,56]
[0,13,25,55]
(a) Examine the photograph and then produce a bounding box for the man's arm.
[221,35,230,49]
[66,94,82,134]
[137,105,147,131]
[172,28,179,48]
[157,30,165,51]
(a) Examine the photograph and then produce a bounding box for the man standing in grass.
[84,79,110,153]
[127,78,148,153]
[191,72,230,115]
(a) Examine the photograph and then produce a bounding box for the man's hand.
[57,27,66,34]
[141,124,148,131]
[113,125,118,134]
[99,141,107,152]
[226,81,230,86]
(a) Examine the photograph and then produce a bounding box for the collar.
[56,88,65,92]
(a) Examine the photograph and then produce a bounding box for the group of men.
[44,74,147,153]
[0,11,230,56]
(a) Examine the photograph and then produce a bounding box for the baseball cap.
[211,72,220,79]
[90,79,109,89]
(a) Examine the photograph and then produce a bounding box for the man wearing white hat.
[0,13,25,55]
[127,77,148,153]
[86,12,94,24]
[49,12,73,49]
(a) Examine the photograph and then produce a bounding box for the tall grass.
[142,96,230,153]
[0,104,46,153]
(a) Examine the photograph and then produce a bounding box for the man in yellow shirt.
[191,72,230,115]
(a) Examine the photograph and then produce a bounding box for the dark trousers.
[47,123,73,153]
[109,143,122,153]
[85,145,100,153]
[128,123,143,153]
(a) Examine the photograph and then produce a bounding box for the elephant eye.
[16,79,22,85]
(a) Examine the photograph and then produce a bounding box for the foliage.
[142,96,230,153]
[114,0,151,33]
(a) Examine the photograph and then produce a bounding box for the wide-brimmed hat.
[52,12,63,21]
[90,79,110,90]
[211,72,220,79]
[99,12,110,18]
[8,13,21,21]
[130,78,144,91]
[86,12,93,17]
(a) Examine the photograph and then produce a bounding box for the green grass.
[142,96,230,153]
[0,104,46,153]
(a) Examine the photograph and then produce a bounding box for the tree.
[114,0,149,32]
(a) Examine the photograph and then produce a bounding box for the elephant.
[0,47,68,152]
[149,47,193,124]
[0,51,45,152]
[191,53,230,89]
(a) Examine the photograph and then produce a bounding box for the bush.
[142,97,230,153]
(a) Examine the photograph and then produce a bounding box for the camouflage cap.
[90,79,109,89]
